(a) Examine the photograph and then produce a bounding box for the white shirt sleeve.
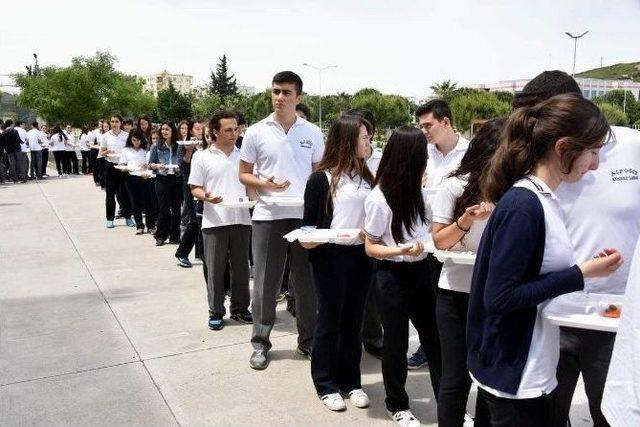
[312,130,325,163]
[364,194,391,241]
[100,134,107,149]
[239,128,257,164]
[188,155,205,187]
[432,178,460,224]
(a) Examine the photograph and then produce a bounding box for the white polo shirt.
[364,185,432,262]
[425,135,469,189]
[50,133,66,151]
[63,130,76,152]
[432,176,488,293]
[366,147,383,176]
[119,147,147,169]
[475,175,574,399]
[26,129,48,152]
[239,113,324,221]
[327,172,372,244]
[16,127,28,152]
[189,145,251,229]
[556,126,640,294]
[100,130,129,164]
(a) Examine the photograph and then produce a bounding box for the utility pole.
[565,31,589,76]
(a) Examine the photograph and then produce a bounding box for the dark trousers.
[362,266,383,351]
[29,151,43,179]
[67,151,79,174]
[7,152,27,181]
[125,175,155,230]
[437,289,490,427]
[88,148,98,174]
[175,174,200,259]
[376,258,442,413]
[41,149,49,176]
[52,151,65,176]
[480,388,556,427]
[104,162,131,221]
[147,179,159,229]
[80,151,89,174]
[94,156,105,186]
[202,225,251,316]
[310,244,373,396]
[155,174,182,242]
[552,328,615,427]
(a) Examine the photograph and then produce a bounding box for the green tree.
[350,88,411,134]
[449,91,510,132]
[593,90,640,125]
[209,55,238,99]
[596,102,629,126]
[14,51,155,126]
[155,81,192,123]
[192,93,251,120]
[245,90,273,124]
[430,80,459,101]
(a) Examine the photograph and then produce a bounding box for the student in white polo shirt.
[26,121,48,180]
[189,110,253,331]
[508,71,640,427]
[100,114,133,229]
[239,71,324,370]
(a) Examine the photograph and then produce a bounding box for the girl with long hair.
[363,126,441,427]
[149,121,182,245]
[95,120,111,188]
[120,128,154,235]
[430,118,505,426]
[50,125,68,177]
[302,115,375,412]
[100,114,133,228]
[467,94,623,425]
[79,127,91,174]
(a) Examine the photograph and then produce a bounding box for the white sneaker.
[320,393,346,411]
[387,409,420,427]
[348,389,370,408]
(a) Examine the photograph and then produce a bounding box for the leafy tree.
[245,90,273,124]
[593,90,639,125]
[596,102,629,126]
[155,81,192,123]
[430,80,459,101]
[209,55,238,99]
[14,51,155,126]
[350,89,411,134]
[449,91,510,132]
[192,93,251,121]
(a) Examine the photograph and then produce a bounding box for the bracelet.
[455,218,470,233]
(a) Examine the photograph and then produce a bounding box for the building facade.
[144,71,193,97]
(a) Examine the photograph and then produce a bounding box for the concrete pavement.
[0,173,594,426]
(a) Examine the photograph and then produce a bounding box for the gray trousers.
[7,152,27,181]
[202,225,251,317]
[251,219,316,351]
[30,151,43,178]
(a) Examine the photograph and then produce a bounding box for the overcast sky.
[2,0,639,98]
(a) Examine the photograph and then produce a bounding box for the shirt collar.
[209,144,239,156]
[525,174,558,200]
[265,112,303,129]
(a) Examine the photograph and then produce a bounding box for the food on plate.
[602,304,621,318]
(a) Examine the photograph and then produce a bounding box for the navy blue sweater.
[467,187,584,395]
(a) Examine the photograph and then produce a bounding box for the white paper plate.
[177,141,200,146]
[543,292,622,333]
[106,153,120,158]
[114,165,131,171]
[296,228,362,244]
[433,250,476,265]
[260,196,304,207]
[163,164,179,169]
[130,171,155,178]
[218,200,257,208]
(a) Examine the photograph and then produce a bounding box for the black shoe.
[208,315,224,330]
[296,346,312,360]
[230,310,253,324]
[136,228,144,235]
[155,238,165,246]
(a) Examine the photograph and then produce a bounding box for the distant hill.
[577,62,640,81]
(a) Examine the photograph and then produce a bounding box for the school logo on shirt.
[299,139,313,149]
[611,168,638,182]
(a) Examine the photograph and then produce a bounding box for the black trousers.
[104,162,131,221]
[125,175,155,230]
[155,174,182,242]
[361,266,383,351]
[480,388,556,427]
[88,148,98,174]
[41,149,49,176]
[95,156,106,186]
[175,172,200,259]
[52,151,65,175]
[80,151,89,174]
[310,244,373,396]
[147,178,159,229]
[376,258,442,413]
[552,328,615,427]
[65,151,78,174]
[437,289,490,427]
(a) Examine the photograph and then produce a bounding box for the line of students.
[83,69,638,427]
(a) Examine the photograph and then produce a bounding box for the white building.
[144,71,193,97]
[470,77,640,101]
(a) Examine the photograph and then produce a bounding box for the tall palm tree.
[429,80,459,101]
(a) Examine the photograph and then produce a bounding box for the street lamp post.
[565,31,589,77]
[303,63,337,130]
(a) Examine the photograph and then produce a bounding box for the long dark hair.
[375,126,428,243]
[177,120,191,141]
[482,93,610,202]
[159,121,179,153]
[315,115,374,206]
[137,115,152,141]
[451,118,505,220]
[126,128,148,150]
[52,125,68,141]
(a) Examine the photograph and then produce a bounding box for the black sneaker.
[208,315,224,330]
[296,346,312,360]
[155,238,165,246]
[176,256,192,268]
[136,228,144,235]
[230,310,253,324]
